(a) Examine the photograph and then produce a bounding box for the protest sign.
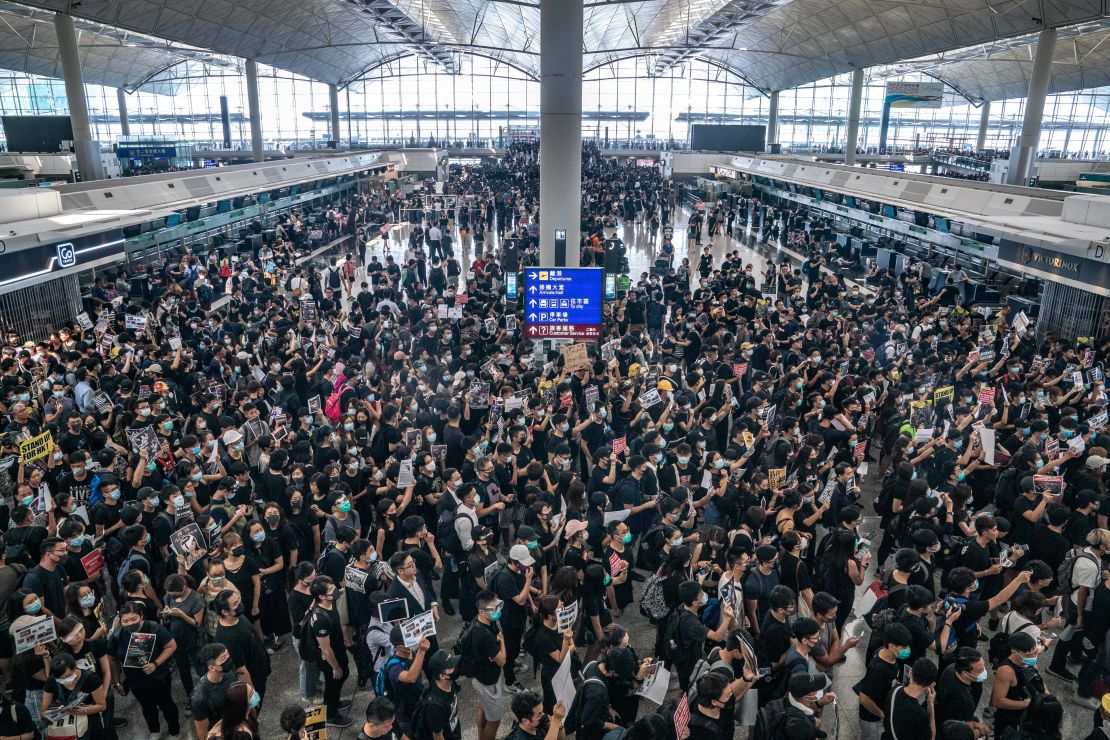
[469,382,490,409]
[1033,475,1065,498]
[612,437,627,455]
[305,705,327,740]
[18,431,53,463]
[397,459,415,488]
[80,549,104,580]
[557,601,579,632]
[344,565,369,593]
[400,610,436,648]
[636,663,671,705]
[125,426,160,458]
[768,468,786,490]
[561,343,590,372]
[14,615,55,654]
[75,312,94,330]
[124,314,147,331]
[123,632,157,668]
[307,395,321,414]
[170,523,207,570]
[553,653,576,710]
[639,389,662,409]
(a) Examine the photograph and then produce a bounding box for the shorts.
[472,676,505,721]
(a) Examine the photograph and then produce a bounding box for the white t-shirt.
[1071,548,1101,609]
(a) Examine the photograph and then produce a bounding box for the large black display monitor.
[1,116,73,153]
[689,124,766,153]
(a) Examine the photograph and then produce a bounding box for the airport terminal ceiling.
[0,0,1107,102]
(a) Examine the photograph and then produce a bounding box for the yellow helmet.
[628,363,641,377]
[657,378,675,392]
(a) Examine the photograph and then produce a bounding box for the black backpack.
[453,621,481,678]
[564,672,606,735]
[297,608,323,663]
[410,687,452,740]
[437,511,468,558]
[753,697,791,740]
[3,527,33,568]
[989,618,1038,668]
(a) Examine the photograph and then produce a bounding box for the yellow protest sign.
[18,431,52,464]
[933,386,954,404]
[305,705,327,740]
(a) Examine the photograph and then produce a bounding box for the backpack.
[297,608,323,663]
[863,604,908,665]
[410,687,451,740]
[3,527,33,568]
[115,550,149,591]
[660,610,686,665]
[328,268,342,289]
[639,571,670,624]
[452,621,481,678]
[437,512,469,557]
[564,673,607,735]
[324,386,345,424]
[374,655,407,699]
[757,656,807,707]
[752,697,790,740]
[993,466,1022,516]
[1057,549,1098,596]
[988,614,1037,668]
[635,524,666,571]
[700,597,722,629]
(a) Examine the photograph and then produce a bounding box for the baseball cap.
[427,649,460,676]
[472,525,493,542]
[222,429,243,445]
[787,673,826,699]
[564,520,589,539]
[1087,455,1110,469]
[509,544,535,567]
[389,626,407,647]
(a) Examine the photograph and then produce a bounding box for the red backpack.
[324,384,347,424]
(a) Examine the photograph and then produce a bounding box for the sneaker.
[1046,667,1076,682]
[506,681,527,694]
[327,714,354,728]
[1074,694,1100,710]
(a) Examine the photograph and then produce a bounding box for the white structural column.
[538,0,583,267]
[116,88,130,137]
[245,58,265,163]
[329,84,341,148]
[976,100,991,152]
[767,91,779,149]
[54,13,102,181]
[844,68,864,167]
[1007,28,1057,185]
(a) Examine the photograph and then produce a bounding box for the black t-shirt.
[310,605,347,664]
[190,671,237,723]
[884,686,931,740]
[534,625,562,675]
[949,598,990,649]
[758,615,792,667]
[467,621,502,686]
[213,618,271,685]
[934,663,982,726]
[0,700,35,736]
[491,567,527,630]
[856,654,899,722]
[421,684,461,740]
[672,610,710,675]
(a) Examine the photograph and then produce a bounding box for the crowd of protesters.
[0,140,1107,740]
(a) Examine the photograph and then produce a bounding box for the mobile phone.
[758,667,772,677]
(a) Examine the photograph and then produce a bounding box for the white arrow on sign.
[529,299,537,307]
[528,272,537,280]
[528,313,538,321]
[529,286,537,293]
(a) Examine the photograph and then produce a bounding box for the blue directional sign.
[524,267,603,341]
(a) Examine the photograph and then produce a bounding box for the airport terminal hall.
[5,0,1110,739]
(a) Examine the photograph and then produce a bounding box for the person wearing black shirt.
[191,642,240,740]
[466,591,507,740]
[667,580,734,691]
[357,697,400,740]
[419,650,463,740]
[308,576,353,727]
[211,589,271,701]
[489,545,534,691]
[883,657,937,740]
[856,623,911,740]
[757,585,797,669]
[505,689,565,740]
[934,647,989,736]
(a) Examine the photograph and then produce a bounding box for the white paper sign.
[635,663,671,705]
[603,509,631,525]
[399,609,436,649]
[552,652,576,710]
[978,427,996,466]
[556,601,578,632]
[397,459,415,487]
